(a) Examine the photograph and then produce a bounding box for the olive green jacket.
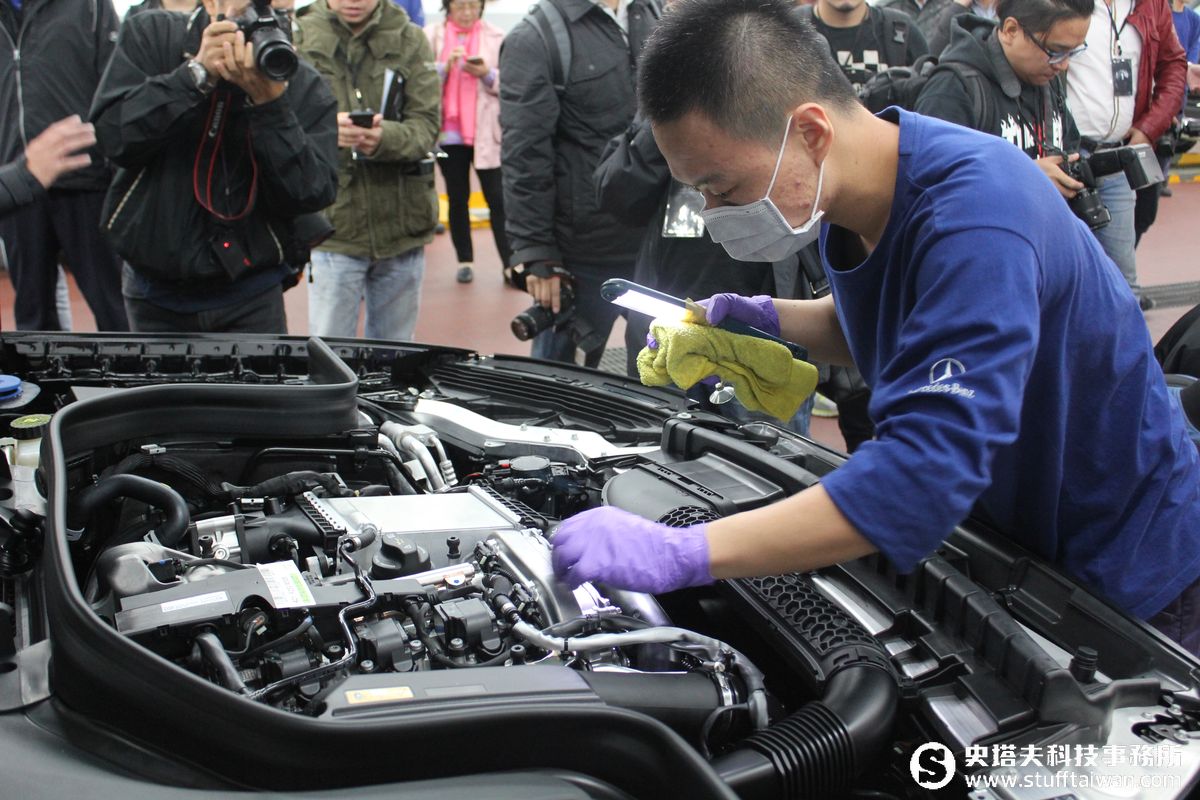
[296,0,440,259]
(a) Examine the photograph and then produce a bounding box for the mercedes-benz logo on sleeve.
[930,358,966,384]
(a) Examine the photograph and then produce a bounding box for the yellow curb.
[438,191,493,228]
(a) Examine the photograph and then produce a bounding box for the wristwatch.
[186,59,214,94]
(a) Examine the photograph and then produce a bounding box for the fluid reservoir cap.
[509,455,552,480]
[0,375,21,401]
[11,413,51,440]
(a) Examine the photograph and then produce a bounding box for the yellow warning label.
[344,686,415,705]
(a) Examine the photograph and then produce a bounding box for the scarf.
[441,19,480,145]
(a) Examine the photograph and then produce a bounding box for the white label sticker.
[255,560,316,609]
[161,591,228,615]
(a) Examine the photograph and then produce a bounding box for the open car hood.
[0,332,1195,800]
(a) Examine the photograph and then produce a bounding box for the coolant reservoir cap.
[0,375,21,401]
[11,413,51,440]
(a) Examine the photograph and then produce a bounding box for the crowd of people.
[0,0,1196,343]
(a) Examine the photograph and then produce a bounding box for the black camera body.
[511,281,576,342]
[1060,143,1163,231]
[234,0,298,82]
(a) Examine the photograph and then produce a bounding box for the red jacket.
[1129,0,1187,141]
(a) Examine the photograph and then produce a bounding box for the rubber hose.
[712,664,898,800]
[194,631,248,694]
[70,474,191,548]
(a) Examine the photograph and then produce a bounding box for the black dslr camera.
[231,0,298,81]
[1059,143,1164,230]
[511,280,576,341]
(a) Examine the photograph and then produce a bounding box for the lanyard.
[1015,87,1052,158]
[1106,0,1133,57]
[339,39,372,106]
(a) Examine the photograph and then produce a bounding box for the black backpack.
[795,3,994,125]
[859,55,993,125]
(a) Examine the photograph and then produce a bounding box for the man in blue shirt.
[551,0,1200,655]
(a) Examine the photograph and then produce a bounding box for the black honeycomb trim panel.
[742,574,878,658]
[657,506,720,528]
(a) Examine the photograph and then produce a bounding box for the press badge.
[1112,58,1134,97]
[662,180,706,238]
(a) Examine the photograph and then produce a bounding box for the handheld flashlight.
[600,279,808,361]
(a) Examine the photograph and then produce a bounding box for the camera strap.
[192,89,260,222]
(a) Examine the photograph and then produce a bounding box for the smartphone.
[600,279,808,360]
[348,109,376,128]
[465,55,485,64]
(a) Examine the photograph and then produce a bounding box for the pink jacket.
[424,19,505,170]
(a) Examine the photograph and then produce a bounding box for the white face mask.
[700,117,826,263]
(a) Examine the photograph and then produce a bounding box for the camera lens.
[511,305,556,341]
[254,29,298,81]
[1068,189,1111,231]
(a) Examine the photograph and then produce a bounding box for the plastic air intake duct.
[713,574,900,800]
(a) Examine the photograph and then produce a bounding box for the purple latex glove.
[699,293,781,338]
[551,506,713,593]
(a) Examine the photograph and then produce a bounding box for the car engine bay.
[0,334,1199,799]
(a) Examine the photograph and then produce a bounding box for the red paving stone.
[4,181,1199,453]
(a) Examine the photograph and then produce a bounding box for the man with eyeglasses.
[915,0,1091,199]
[1063,0,1184,310]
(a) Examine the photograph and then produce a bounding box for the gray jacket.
[499,0,661,269]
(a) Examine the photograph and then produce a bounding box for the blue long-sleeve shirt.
[820,109,1200,619]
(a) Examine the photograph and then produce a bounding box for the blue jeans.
[1092,173,1140,293]
[308,248,424,341]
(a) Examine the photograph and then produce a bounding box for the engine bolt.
[360,659,375,672]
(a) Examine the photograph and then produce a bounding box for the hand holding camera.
[198,0,296,103]
[1035,153,1084,199]
[510,262,576,341]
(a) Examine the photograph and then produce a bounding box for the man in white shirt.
[1064,0,1185,309]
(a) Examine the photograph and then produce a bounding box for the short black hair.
[638,0,858,143]
[997,0,1093,36]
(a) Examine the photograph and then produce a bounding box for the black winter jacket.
[499,0,660,269]
[0,0,118,192]
[593,116,774,305]
[914,16,1079,156]
[90,9,338,286]
[0,157,41,217]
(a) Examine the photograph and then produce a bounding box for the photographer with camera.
[499,0,662,368]
[89,0,337,333]
[1063,0,1185,310]
[297,0,440,342]
[915,0,1088,194]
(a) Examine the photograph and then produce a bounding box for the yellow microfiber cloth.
[637,318,819,421]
